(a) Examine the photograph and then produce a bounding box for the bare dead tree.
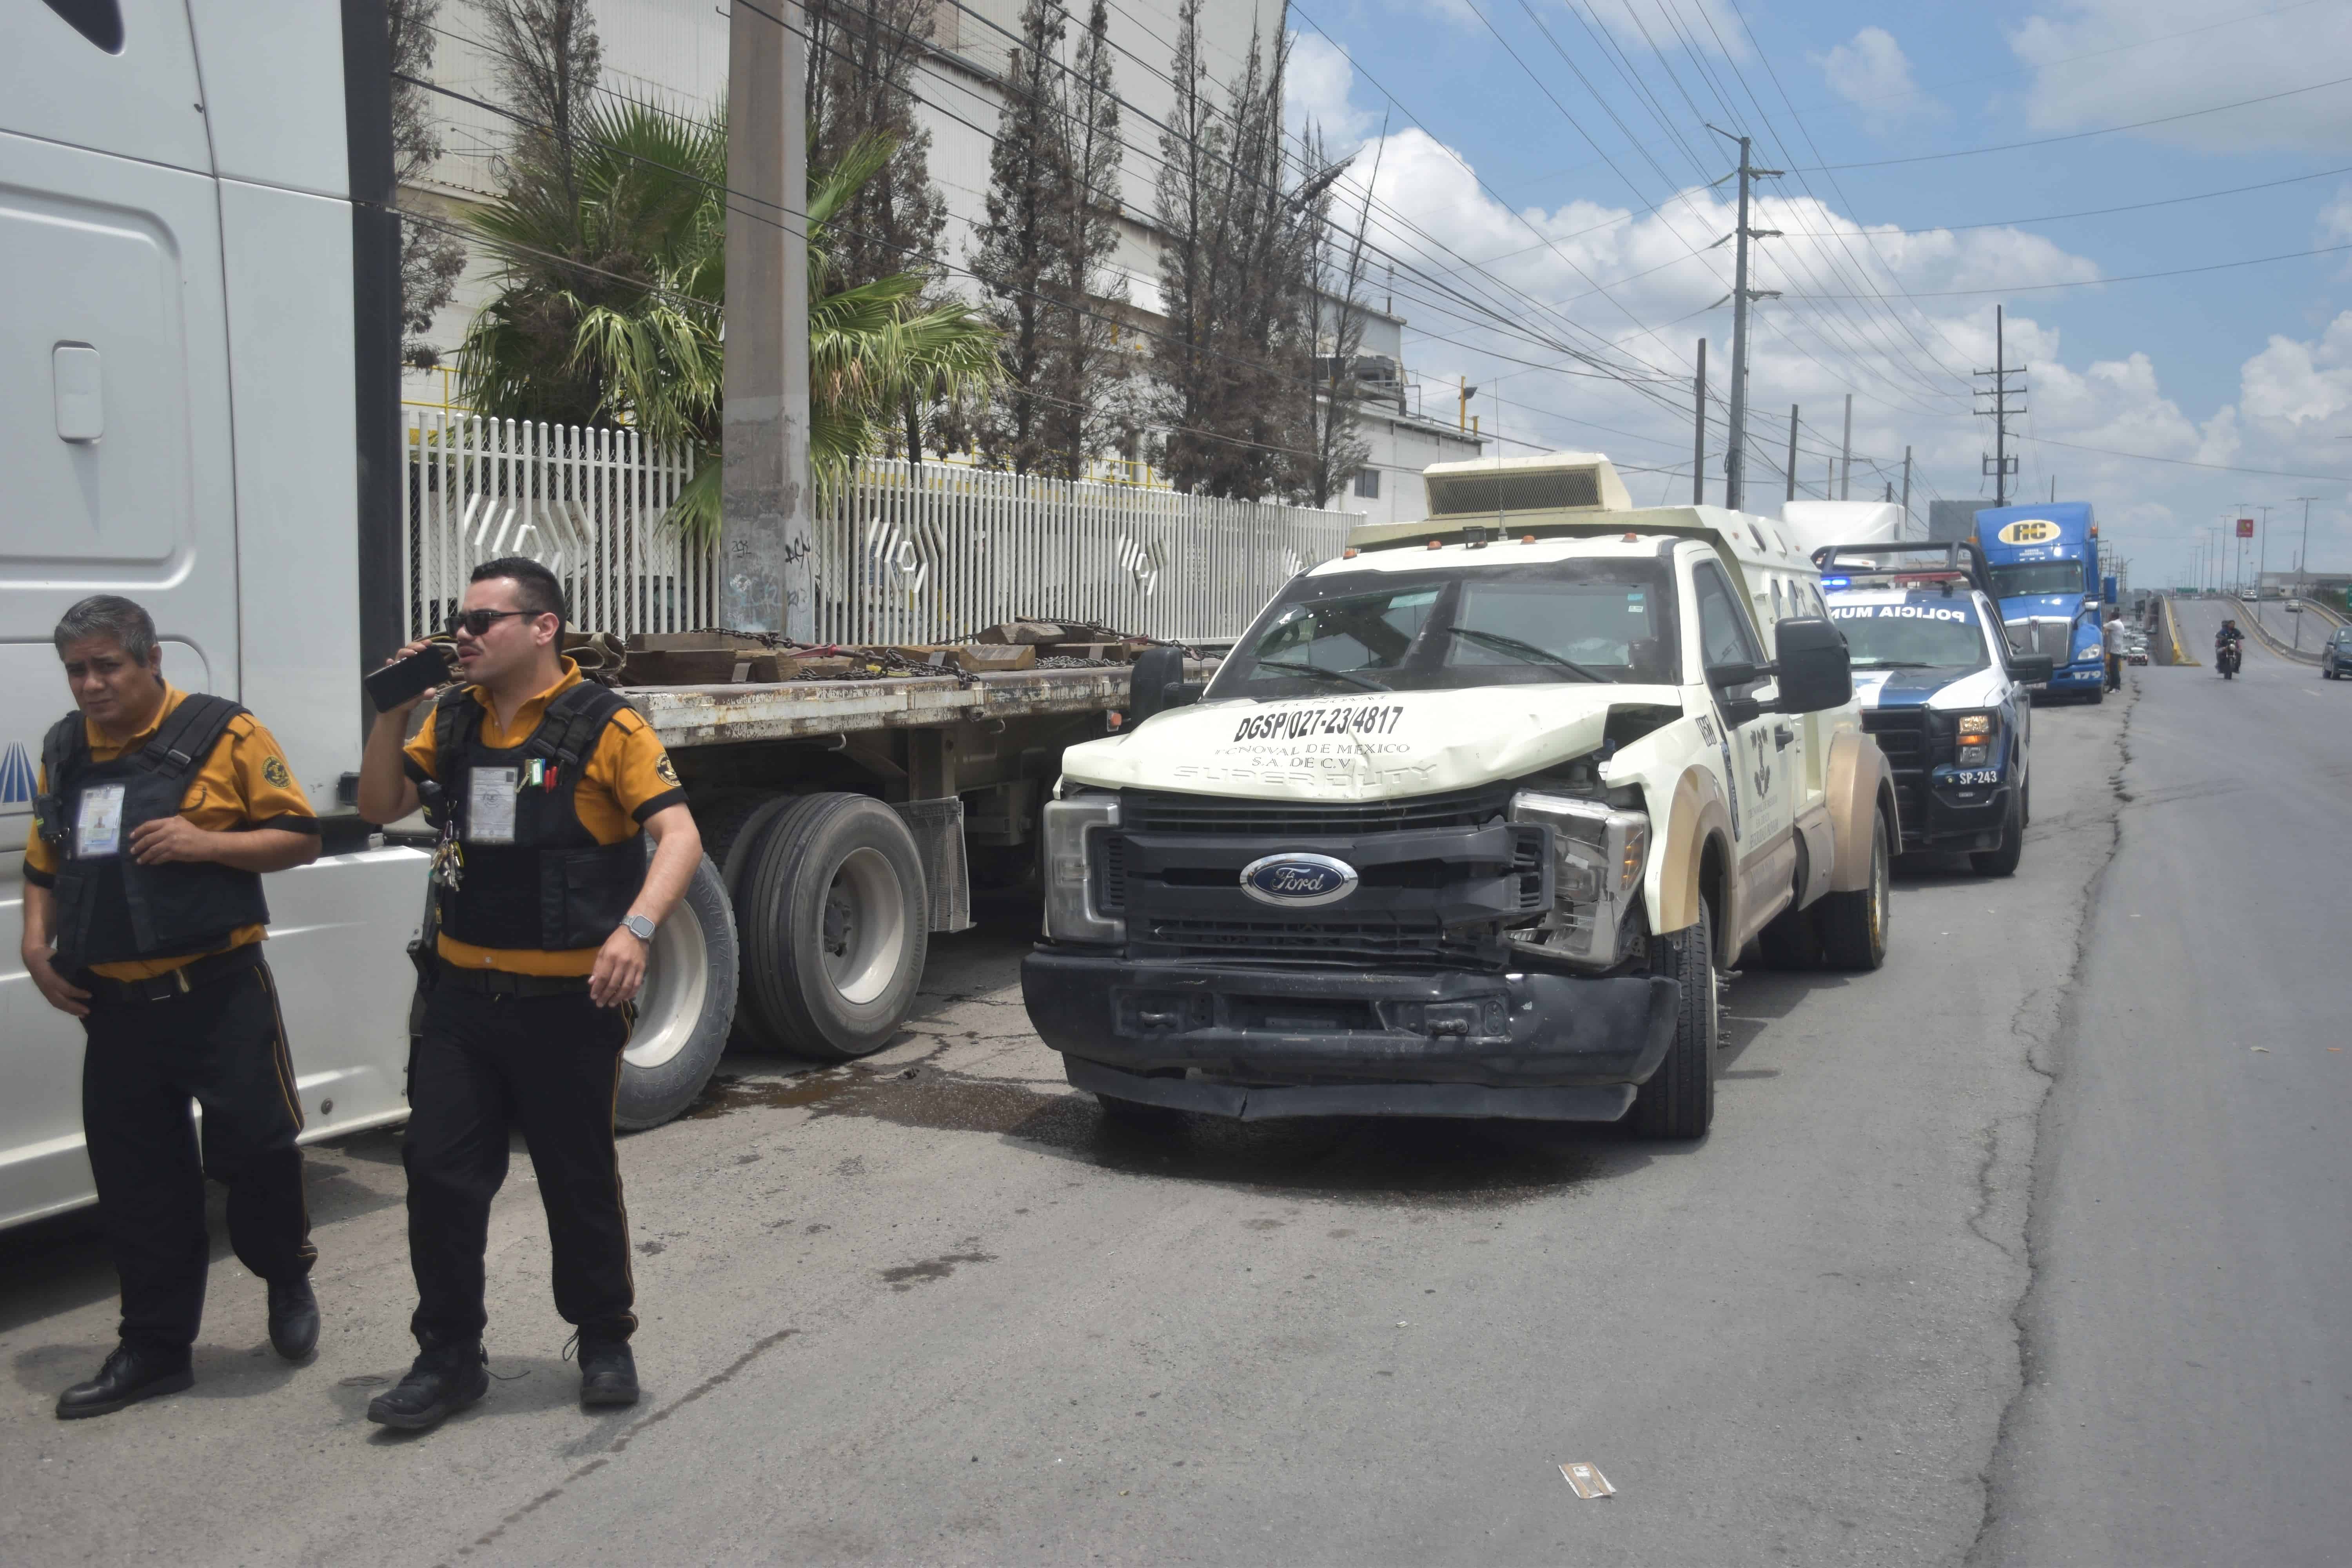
[480,0,603,195]
[387,0,466,368]
[1293,124,1381,506]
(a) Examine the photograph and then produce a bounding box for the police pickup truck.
[1020,455,1901,1140]
[1819,544,2053,877]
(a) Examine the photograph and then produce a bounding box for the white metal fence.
[814,459,1353,646]
[400,411,712,644]
[402,412,1355,648]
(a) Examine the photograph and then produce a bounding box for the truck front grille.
[1120,783,1514,837]
[1142,918,1488,969]
[1860,709,1945,836]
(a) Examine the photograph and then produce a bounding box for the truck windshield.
[1209,560,1679,698]
[1989,562,2087,597]
[1828,602,1989,671]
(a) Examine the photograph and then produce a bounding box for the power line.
[1767,163,2352,237]
[1802,73,2352,171]
[1786,240,2352,298]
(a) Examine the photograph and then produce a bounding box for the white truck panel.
[1780,501,1920,559]
[185,0,352,198]
[4,0,214,174]
[221,176,365,811]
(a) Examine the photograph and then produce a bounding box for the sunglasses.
[448,608,540,637]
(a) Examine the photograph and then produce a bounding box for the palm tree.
[456,96,998,538]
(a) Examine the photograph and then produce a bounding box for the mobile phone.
[365,647,454,713]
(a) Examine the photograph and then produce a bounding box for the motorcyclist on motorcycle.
[2216,618,2245,678]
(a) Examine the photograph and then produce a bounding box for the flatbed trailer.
[600,658,1232,1128]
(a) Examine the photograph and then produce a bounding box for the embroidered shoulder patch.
[263,756,292,789]
[654,753,679,786]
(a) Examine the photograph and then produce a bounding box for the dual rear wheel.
[616,791,932,1129]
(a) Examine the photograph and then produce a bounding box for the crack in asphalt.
[1964,684,2139,1567]
[439,1327,804,1564]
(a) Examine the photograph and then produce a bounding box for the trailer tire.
[1630,903,1717,1140]
[740,792,929,1061]
[617,851,739,1131]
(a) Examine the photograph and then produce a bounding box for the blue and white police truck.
[1820,548,2050,877]
[1975,502,2105,703]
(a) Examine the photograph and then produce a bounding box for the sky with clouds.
[1274,0,2352,586]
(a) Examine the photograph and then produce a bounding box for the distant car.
[2123,633,2149,666]
[2322,628,2352,680]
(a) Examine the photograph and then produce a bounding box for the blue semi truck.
[1976,502,2106,703]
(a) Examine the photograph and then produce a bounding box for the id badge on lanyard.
[75,784,127,859]
[466,767,519,844]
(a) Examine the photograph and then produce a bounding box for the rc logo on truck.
[1996,519,2061,545]
[1239,853,1360,907]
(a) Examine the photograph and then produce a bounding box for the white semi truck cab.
[1022,454,1901,1139]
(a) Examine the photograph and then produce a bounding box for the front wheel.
[1816,808,1891,971]
[1630,902,1717,1140]
[616,852,740,1130]
[1970,784,2025,878]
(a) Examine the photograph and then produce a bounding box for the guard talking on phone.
[354,557,701,1432]
[23,596,325,1420]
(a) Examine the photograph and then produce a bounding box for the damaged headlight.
[1508,790,1649,965]
[1041,790,1124,944]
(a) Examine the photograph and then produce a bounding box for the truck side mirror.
[1768,617,1853,714]
[1124,646,1194,726]
[2006,652,2056,684]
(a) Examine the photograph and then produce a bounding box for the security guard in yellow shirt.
[355,557,701,1432]
[22,596,325,1419]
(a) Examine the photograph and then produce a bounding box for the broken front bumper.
[1020,948,1680,1122]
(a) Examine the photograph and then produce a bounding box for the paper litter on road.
[1559,1463,1616,1499]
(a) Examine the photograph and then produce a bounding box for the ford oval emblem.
[1239,852,1360,908]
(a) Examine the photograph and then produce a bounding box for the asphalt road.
[1975,600,2352,1566]
[0,645,2339,1566]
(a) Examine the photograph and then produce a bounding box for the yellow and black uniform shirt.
[23,686,320,981]
[403,659,685,977]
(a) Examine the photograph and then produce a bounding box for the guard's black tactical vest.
[427,682,646,951]
[36,694,272,972]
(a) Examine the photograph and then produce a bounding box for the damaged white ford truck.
[1019,454,1900,1139]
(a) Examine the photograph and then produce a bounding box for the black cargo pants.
[402,977,637,1348]
[79,953,314,1361]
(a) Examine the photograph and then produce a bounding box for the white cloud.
[2007,0,2352,153]
[1286,32,1380,152]
[1811,27,1944,134]
[1323,126,2352,569]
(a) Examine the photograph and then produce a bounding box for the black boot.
[56,1344,193,1421]
[365,1343,488,1432]
[576,1331,639,1409]
[267,1276,320,1362]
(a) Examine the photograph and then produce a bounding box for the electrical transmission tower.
[1975,305,2027,507]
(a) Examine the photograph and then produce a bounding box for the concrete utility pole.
[2290,495,2319,649]
[2258,504,2274,599]
[1901,445,1912,523]
[1838,393,1852,500]
[1975,305,2026,508]
[1784,405,1799,503]
[722,0,814,637]
[1692,339,1707,506]
[1708,127,1781,513]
